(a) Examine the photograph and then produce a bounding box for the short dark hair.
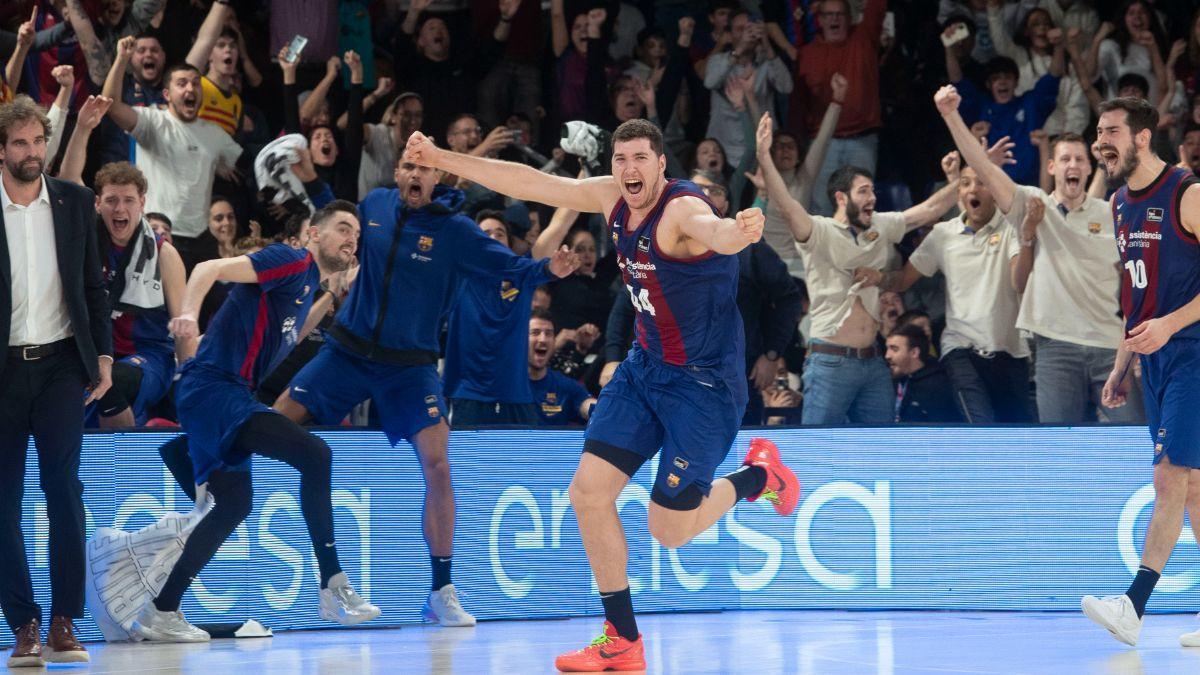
[827,165,873,209]
[896,309,930,327]
[217,26,239,43]
[1184,123,1200,138]
[708,0,739,15]
[475,209,506,226]
[1098,96,1159,138]
[1050,131,1088,155]
[530,307,555,327]
[612,118,663,156]
[134,30,163,46]
[446,112,479,138]
[311,199,358,229]
[636,27,666,48]
[145,212,172,229]
[0,95,51,146]
[280,213,309,241]
[210,194,233,208]
[984,56,1020,82]
[889,323,930,359]
[1116,72,1150,98]
[164,62,200,83]
[94,161,148,196]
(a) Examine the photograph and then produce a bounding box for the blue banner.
[3,426,1190,646]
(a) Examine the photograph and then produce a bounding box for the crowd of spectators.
[2,0,1194,428]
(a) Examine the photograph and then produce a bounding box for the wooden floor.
[11,609,1200,673]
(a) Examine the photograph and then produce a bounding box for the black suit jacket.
[0,175,110,384]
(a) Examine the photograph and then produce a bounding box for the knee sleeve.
[583,439,648,478]
[650,483,704,511]
[98,362,143,416]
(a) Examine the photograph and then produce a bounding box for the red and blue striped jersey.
[609,179,745,380]
[1114,165,1200,339]
[191,244,320,388]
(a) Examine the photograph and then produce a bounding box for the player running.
[130,201,379,642]
[1072,95,1200,647]
[404,119,800,671]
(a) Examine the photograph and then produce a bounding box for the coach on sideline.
[0,96,112,668]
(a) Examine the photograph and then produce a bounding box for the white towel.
[114,217,164,315]
[255,133,314,212]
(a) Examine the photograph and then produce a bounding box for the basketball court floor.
[20,609,1200,673]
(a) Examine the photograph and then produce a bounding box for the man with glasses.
[797,0,887,216]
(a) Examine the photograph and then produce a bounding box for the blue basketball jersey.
[104,236,172,359]
[190,244,321,387]
[1114,165,1200,340]
[609,179,744,380]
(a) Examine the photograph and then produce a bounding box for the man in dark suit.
[0,95,112,668]
[886,324,963,424]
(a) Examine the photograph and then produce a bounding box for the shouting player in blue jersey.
[274,152,580,627]
[129,201,380,642]
[1049,94,1200,647]
[405,118,801,671]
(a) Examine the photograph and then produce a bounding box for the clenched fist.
[735,207,764,243]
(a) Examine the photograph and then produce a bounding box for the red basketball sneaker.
[743,438,801,516]
[554,621,646,672]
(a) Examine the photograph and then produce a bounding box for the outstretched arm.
[58,95,112,184]
[532,203,580,259]
[405,131,615,213]
[102,36,138,132]
[669,195,763,255]
[62,0,110,85]
[184,0,233,71]
[900,151,961,230]
[5,7,35,92]
[755,112,815,243]
[934,84,1019,212]
[168,256,259,340]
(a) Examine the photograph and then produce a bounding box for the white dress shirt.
[4,174,71,345]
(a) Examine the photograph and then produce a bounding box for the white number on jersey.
[626,284,657,316]
[1124,259,1148,290]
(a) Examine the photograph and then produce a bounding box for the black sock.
[725,465,767,501]
[600,587,638,640]
[316,542,343,589]
[1126,565,1161,618]
[431,555,452,591]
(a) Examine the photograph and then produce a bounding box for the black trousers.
[155,413,341,610]
[942,348,1035,424]
[0,348,88,632]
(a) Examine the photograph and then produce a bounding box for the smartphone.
[883,12,895,39]
[941,22,969,48]
[283,35,308,64]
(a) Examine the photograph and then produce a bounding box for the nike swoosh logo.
[600,647,633,659]
[293,387,307,393]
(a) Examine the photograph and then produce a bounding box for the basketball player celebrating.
[404,120,801,671]
[131,202,380,641]
[1076,96,1200,647]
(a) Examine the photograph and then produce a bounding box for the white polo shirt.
[909,208,1029,357]
[797,212,906,340]
[130,107,242,238]
[3,175,70,345]
[1006,185,1123,349]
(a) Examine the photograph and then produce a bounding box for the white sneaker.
[130,603,211,643]
[1179,613,1200,646]
[422,584,476,627]
[319,572,381,626]
[1082,594,1142,646]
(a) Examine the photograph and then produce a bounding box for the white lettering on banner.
[260,492,304,610]
[725,507,783,591]
[490,486,544,599]
[489,480,892,596]
[794,481,892,591]
[1119,485,1198,592]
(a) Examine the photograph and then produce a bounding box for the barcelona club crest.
[418,235,434,252]
[500,280,519,301]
